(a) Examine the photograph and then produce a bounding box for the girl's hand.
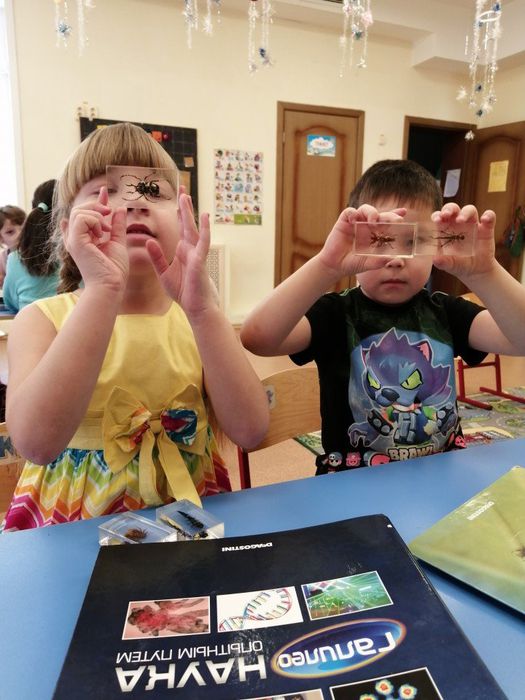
[317,204,407,276]
[65,187,129,293]
[432,204,497,281]
[146,193,216,319]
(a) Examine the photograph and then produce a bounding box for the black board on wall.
[79,117,198,212]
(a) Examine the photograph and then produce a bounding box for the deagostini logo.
[221,542,273,552]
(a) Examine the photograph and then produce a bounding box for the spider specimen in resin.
[119,172,172,202]
[124,527,148,542]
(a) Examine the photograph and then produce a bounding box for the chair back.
[0,422,24,517]
[0,318,13,386]
[237,366,321,488]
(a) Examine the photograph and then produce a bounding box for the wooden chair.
[237,366,321,489]
[0,319,13,422]
[0,422,24,520]
[456,293,525,409]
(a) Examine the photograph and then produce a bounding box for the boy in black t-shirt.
[241,160,525,471]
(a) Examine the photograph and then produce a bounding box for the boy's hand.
[65,187,128,294]
[432,204,497,281]
[317,205,406,277]
[146,193,217,319]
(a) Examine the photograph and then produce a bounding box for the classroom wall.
[10,0,524,320]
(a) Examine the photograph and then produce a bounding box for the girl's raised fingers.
[145,238,169,276]
[98,186,109,207]
[71,209,111,235]
[110,207,127,243]
[196,212,211,257]
[179,194,199,245]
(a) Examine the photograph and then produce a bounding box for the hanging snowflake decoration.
[248,0,275,74]
[55,0,71,45]
[458,1,503,138]
[339,0,373,77]
[57,18,73,43]
[54,0,94,54]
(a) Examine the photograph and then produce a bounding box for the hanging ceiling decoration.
[248,0,275,73]
[339,0,373,77]
[182,0,222,48]
[54,0,94,54]
[457,1,503,140]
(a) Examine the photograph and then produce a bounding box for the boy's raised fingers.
[477,209,497,241]
[356,204,380,222]
[439,203,461,221]
[457,204,479,223]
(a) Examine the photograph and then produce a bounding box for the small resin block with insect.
[106,165,179,209]
[156,499,225,541]
[353,221,417,257]
[99,512,178,546]
[414,220,477,257]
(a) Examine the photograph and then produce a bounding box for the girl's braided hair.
[18,179,57,276]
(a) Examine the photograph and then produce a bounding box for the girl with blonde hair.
[4,122,268,529]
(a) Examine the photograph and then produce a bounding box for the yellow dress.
[4,293,230,530]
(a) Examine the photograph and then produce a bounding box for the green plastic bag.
[510,212,524,258]
[504,206,525,258]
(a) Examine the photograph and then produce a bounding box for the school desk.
[0,438,524,699]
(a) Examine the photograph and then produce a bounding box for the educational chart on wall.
[53,516,504,699]
[214,148,263,225]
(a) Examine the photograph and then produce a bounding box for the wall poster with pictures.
[79,117,198,213]
[214,148,263,225]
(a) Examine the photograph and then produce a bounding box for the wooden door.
[275,102,364,288]
[403,116,476,296]
[465,121,525,283]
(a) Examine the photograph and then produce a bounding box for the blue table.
[1,439,524,699]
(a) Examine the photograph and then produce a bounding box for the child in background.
[3,180,60,313]
[0,205,26,288]
[241,159,525,472]
[4,122,269,530]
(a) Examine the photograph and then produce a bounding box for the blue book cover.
[53,515,504,699]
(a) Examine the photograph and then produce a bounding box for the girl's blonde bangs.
[58,123,176,209]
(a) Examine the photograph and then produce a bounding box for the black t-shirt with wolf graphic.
[291,287,487,473]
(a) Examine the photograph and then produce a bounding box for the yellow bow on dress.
[102,385,207,507]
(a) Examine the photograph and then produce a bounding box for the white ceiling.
[222,0,525,72]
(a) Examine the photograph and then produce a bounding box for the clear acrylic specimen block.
[414,220,477,257]
[156,499,224,541]
[106,165,179,209]
[354,221,416,257]
[99,511,178,546]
